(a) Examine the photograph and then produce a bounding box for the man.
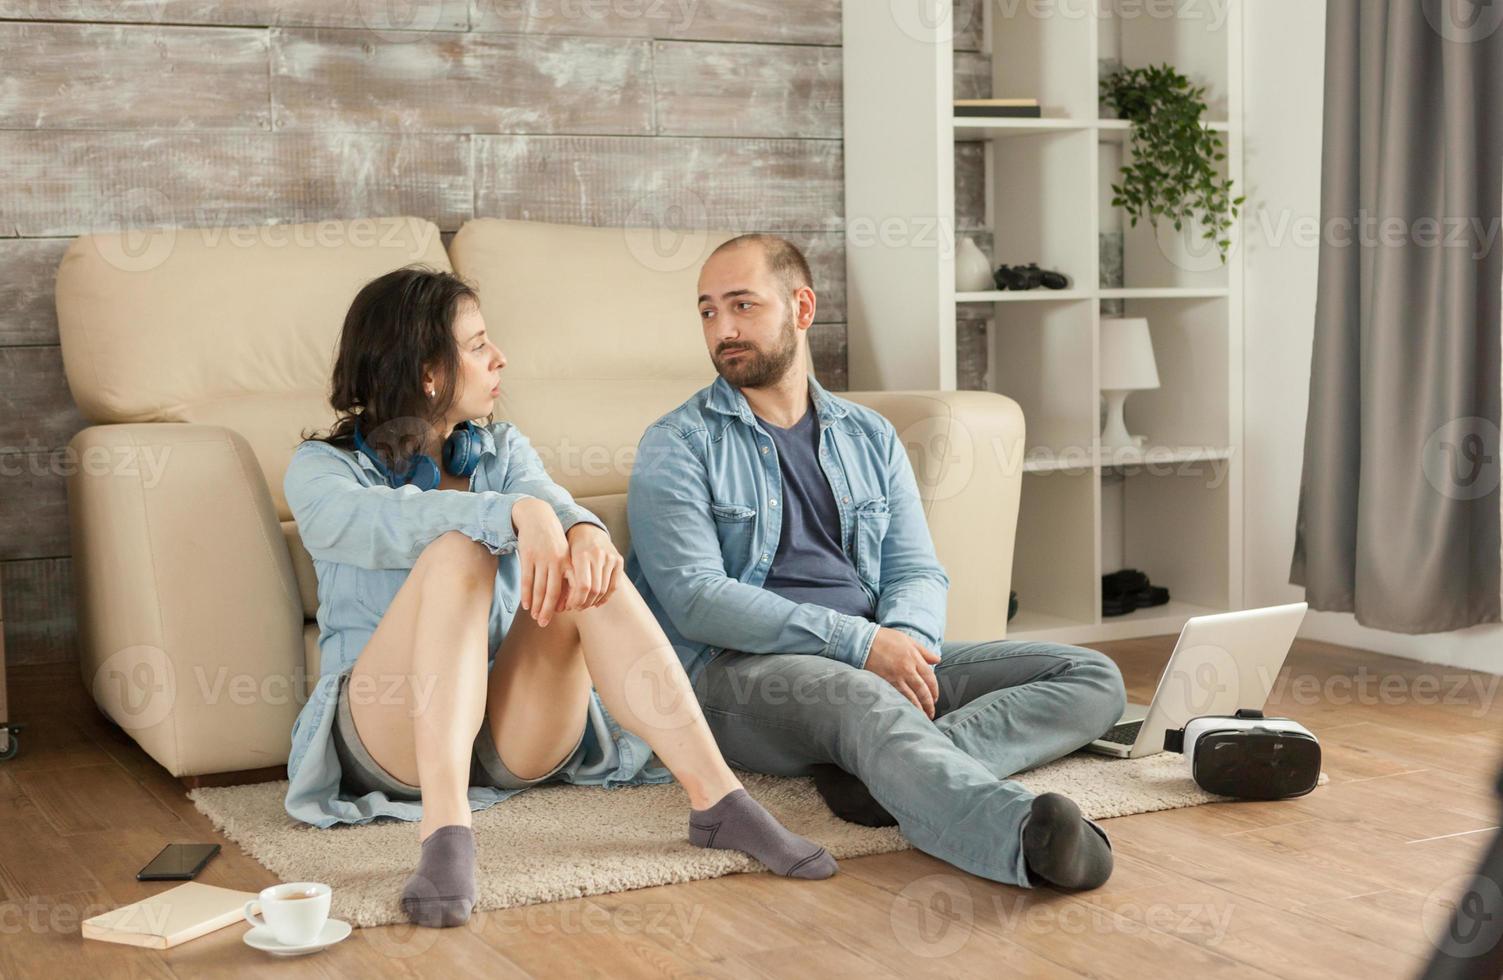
[624,234,1128,889]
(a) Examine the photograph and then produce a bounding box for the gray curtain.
[1290,0,1502,632]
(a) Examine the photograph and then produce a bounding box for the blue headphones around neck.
[352,418,486,491]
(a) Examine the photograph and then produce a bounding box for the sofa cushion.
[55,216,451,519]
[449,218,732,499]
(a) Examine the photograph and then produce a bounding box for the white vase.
[955,236,995,293]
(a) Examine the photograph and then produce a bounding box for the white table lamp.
[1099,317,1159,450]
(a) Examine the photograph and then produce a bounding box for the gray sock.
[1021,792,1114,890]
[689,788,837,879]
[400,824,477,927]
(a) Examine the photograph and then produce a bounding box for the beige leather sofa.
[55,216,1025,779]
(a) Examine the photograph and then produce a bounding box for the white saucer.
[243,918,352,956]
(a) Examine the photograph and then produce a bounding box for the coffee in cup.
[243,882,331,945]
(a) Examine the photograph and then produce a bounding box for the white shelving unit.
[842,1,1245,645]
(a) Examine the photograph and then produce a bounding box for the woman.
[283,266,836,928]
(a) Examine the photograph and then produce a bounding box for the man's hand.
[863,627,941,718]
[511,498,570,626]
[562,523,623,612]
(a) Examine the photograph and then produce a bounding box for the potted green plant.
[1100,64,1244,263]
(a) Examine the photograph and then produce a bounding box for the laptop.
[1083,602,1308,759]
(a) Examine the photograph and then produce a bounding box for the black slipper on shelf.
[1101,569,1170,616]
[1102,568,1149,595]
[1134,584,1170,608]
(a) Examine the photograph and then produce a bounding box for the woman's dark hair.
[301,265,490,475]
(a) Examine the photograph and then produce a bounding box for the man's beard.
[713,311,799,389]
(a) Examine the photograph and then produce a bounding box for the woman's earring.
[426,389,435,399]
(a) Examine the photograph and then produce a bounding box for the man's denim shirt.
[282,421,672,829]
[625,376,951,684]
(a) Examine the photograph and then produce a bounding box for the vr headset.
[1163,708,1321,800]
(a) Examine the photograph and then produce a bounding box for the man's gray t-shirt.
[755,407,876,620]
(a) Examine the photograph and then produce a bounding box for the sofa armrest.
[67,423,304,777]
[841,390,1025,642]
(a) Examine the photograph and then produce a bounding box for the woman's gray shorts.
[331,669,586,801]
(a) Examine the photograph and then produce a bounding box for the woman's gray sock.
[400,824,477,927]
[689,788,837,879]
[1021,792,1114,890]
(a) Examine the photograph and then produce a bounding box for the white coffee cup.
[243,882,331,946]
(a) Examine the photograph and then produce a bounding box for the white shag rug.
[188,752,1328,928]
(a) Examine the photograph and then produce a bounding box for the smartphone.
[136,843,221,881]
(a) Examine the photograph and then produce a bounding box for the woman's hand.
[511,498,570,626]
[562,523,624,612]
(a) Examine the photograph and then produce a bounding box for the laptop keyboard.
[1100,720,1143,745]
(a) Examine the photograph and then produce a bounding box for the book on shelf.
[954,98,1043,118]
[82,881,258,949]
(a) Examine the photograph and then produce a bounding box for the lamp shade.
[1100,317,1160,391]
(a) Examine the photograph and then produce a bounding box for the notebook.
[82,881,258,949]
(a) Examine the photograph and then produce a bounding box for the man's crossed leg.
[690,639,1127,888]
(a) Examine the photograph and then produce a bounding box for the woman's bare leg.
[345,530,495,842]
[574,579,743,808]
[568,578,834,876]
[484,574,834,878]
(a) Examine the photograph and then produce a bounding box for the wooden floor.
[2,635,1500,978]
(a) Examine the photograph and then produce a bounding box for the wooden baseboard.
[179,765,287,789]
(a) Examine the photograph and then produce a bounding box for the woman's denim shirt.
[624,376,951,685]
[282,420,672,829]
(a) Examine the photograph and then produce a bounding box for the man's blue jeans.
[690,639,1128,886]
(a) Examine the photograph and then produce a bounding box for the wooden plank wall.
[0,0,991,664]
